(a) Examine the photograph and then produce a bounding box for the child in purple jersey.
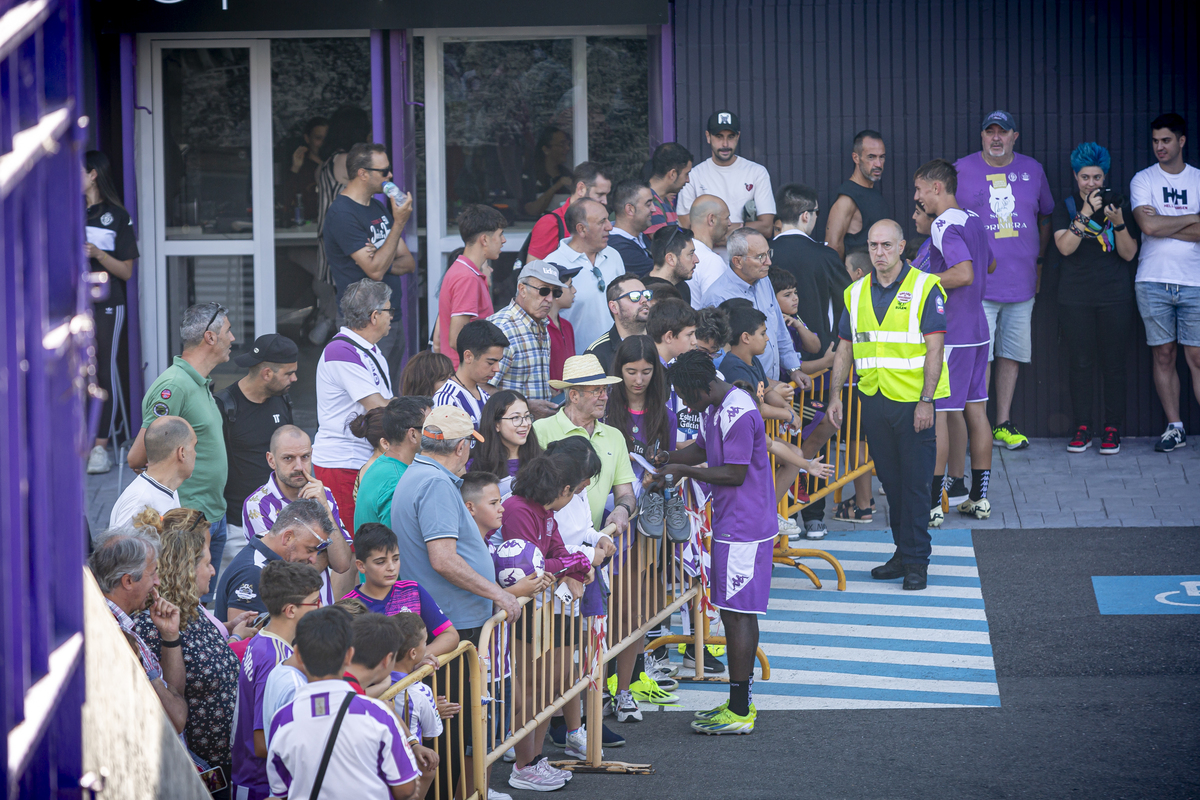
[388,613,446,799]
[341,523,461,657]
[915,160,997,523]
[657,351,779,735]
[231,561,323,800]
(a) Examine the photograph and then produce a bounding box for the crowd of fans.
[85,107,1198,798]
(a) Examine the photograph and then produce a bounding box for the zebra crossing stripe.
[665,528,1000,711]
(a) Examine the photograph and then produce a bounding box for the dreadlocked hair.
[667,349,718,407]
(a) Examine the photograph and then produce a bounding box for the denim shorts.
[982,298,1035,362]
[1134,281,1200,347]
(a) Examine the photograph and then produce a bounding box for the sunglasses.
[591,266,606,293]
[204,303,227,334]
[527,284,564,298]
[618,289,654,303]
[664,223,685,251]
[365,166,393,174]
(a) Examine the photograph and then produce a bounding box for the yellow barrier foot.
[774,544,848,591]
[549,760,655,775]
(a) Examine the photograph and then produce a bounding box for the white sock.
[1169,421,1184,431]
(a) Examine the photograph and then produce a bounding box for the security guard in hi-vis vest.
[827,220,949,591]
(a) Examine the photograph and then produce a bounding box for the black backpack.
[515,210,568,268]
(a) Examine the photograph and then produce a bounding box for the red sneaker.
[1100,426,1121,455]
[1067,425,1091,453]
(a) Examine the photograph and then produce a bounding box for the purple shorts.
[710,539,774,615]
[936,344,989,412]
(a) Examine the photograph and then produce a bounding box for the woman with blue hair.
[1053,142,1138,455]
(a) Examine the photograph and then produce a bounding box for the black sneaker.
[1155,425,1186,453]
[1067,425,1091,453]
[683,644,726,674]
[1100,426,1121,455]
[946,477,969,505]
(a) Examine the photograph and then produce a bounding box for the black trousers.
[93,302,131,442]
[859,392,936,565]
[1058,301,1132,430]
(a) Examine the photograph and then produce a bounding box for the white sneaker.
[502,746,516,762]
[803,519,827,540]
[930,505,944,528]
[507,763,565,792]
[86,445,112,474]
[615,689,642,722]
[536,758,572,782]
[564,727,601,761]
[489,789,514,800]
[777,513,801,538]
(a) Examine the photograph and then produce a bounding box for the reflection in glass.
[443,39,574,225]
[587,37,650,185]
[162,49,253,240]
[166,256,255,374]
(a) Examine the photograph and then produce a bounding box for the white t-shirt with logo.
[1130,162,1200,286]
[676,156,776,224]
[108,473,180,528]
[312,328,394,469]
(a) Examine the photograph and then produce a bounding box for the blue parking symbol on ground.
[1092,576,1200,615]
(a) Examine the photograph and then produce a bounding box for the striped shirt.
[432,376,490,429]
[106,598,161,681]
[315,151,348,284]
[487,300,552,401]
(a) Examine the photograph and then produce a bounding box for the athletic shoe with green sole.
[690,706,757,735]
[695,700,756,720]
[992,421,1030,450]
[606,673,680,705]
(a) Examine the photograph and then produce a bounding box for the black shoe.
[903,563,928,591]
[683,644,726,674]
[870,552,905,580]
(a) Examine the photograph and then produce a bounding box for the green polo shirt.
[141,356,228,520]
[354,455,409,532]
[534,409,635,529]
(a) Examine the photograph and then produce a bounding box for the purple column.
[120,33,144,409]
[660,12,676,144]
[390,30,418,366]
[647,13,676,150]
[370,31,386,145]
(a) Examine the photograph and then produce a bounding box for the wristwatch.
[919,396,935,404]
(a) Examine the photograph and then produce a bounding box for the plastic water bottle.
[382,181,403,202]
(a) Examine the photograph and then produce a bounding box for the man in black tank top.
[825,130,892,259]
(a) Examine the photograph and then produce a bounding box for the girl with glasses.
[468,390,544,497]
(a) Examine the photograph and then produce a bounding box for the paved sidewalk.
[820,438,1200,532]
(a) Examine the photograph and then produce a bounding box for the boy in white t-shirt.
[677,110,776,240]
[1130,112,1200,453]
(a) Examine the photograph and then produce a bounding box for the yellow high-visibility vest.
[844,266,950,402]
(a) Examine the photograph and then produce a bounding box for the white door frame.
[137,37,275,380]
[416,26,643,340]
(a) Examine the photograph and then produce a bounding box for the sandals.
[833,497,874,524]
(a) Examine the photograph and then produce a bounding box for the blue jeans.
[203,513,227,605]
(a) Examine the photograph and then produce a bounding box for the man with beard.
[677,110,776,239]
[825,130,892,259]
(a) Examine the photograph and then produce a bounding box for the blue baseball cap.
[981,110,1016,131]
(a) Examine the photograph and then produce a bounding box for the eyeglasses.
[695,342,722,356]
[526,284,564,298]
[591,266,606,293]
[618,289,654,303]
[204,303,227,334]
[298,597,323,608]
[374,306,396,316]
[743,249,773,264]
[577,386,610,397]
[501,413,533,426]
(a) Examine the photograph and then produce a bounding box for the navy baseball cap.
[981,110,1016,131]
[235,333,299,367]
[547,261,583,282]
[707,110,740,135]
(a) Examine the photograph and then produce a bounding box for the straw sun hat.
[548,354,623,390]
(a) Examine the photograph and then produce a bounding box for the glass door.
[150,40,275,377]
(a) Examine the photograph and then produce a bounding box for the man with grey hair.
[127,300,234,603]
[215,497,332,621]
[701,227,812,391]
[312,278,396,526]
[488,261,564,416]
[108,415,194,528]
[322,141,415,380]
[90,525,188,733]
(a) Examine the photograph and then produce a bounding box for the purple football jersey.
[232,631,292,792]
[928,208,993,346]
[697,387,777,545]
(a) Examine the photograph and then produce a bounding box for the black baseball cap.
[706,110,740,135]
[235,333,299,367]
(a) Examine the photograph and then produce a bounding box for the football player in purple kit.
[231,561,323,800]
[655,350,778,735]
[914,159,997,524]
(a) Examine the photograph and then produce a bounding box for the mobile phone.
[198,765,227,793]
[252,612,269,628]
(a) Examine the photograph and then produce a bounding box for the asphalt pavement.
[498,525,1200,800]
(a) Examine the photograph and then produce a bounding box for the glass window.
[161,48,253,240]
[442,39,575,226]
[166,256,256,377]
[587,37,649,185]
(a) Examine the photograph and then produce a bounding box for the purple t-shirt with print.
[954,151,1054,303]
[232,631,292,792]
[697,387,777,544]
[926,208,993,346]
